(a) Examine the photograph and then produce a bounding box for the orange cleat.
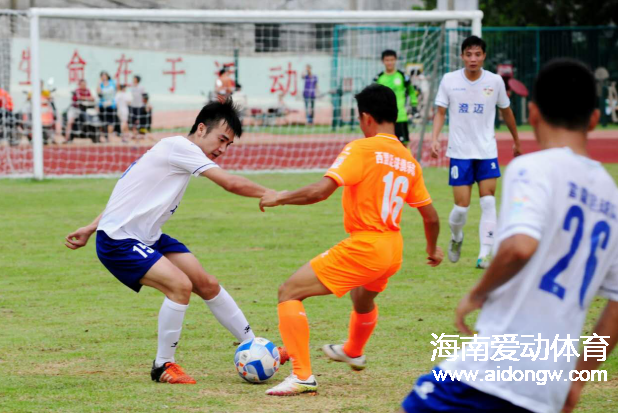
[278,346,290,365]
[151,361,196,384]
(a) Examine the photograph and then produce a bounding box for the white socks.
[479,195,497,259]
[155,297,188,367]
[205,286,255,342]
[449,205,469,242]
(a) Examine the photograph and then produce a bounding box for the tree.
[420,0,618,27]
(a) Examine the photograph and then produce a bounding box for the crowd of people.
[0,72,152,145]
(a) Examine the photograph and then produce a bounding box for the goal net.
[0,9,478,178]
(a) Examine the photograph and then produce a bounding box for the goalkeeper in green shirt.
[373,49,418,145]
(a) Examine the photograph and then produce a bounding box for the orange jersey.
[324,133,432,233]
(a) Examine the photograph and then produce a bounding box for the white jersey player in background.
[402,59,618,413]
[65,99,287,384]
[431,35,522,269]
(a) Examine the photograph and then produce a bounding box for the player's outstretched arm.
[65,212,102,250]
[499,106,522,157]
[562,300,618,413]
[430,106,447,158]
[455,234,539,335]
[259,177,338,210]
[417,204,442,267]
[201,167,268,199]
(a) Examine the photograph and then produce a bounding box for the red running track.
[1,138,617,176]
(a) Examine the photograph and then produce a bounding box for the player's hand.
[430,140,440,159]
[259,190,282,212]
[562,381,585,413]
[513,142,522,157]
[455,291,486,335]
[426,246,443,267]
[65,227,93,250]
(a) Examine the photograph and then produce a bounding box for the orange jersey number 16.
[381,171,409,227]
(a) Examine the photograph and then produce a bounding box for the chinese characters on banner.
[18,48,31,86]
[269,62,297,97]
[115,54,133,85]
[163,57,185,93]
[67,50,86,84]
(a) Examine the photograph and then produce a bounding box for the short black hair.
[355,84,397,124]
[134,75,141,83]
[532,58,596,131]
[381,49,397,60]
[189,98,243,138]
[461,35,486,54]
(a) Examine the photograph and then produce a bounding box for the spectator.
[373,50,418,144]
[215,67,235,101]
[0,87,14,143]
[140,93,152,135]
[231,83,248,120]
[129,75,145,138]
[97,71,117,141]
[0,87,14,113]
[302,65,318,125]
[115,84,132,141]
[65,79,94,142]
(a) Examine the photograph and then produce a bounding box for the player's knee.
[194,277,220,300]
[170,276,193,303]
[278,282,300,303]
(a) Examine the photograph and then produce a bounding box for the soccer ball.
[234,337,280,383]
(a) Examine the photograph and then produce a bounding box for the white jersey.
[98,136,218,244]
[435,68,510,159]
[441,148,618,413]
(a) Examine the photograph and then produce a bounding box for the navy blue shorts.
[96,230,190,293]
[401,368,531,412]
[449,158,501,186]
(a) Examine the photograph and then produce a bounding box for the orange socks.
[343,306,378,358]
[278,300,312,380]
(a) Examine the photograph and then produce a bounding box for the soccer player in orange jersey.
[260,84,444,396]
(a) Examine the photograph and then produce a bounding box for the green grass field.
[2,167,617,412]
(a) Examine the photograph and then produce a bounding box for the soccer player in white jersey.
[65,99,287,384]
[401,59,618,413]
[431,36,522,269]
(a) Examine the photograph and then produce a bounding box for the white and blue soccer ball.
[234,337,280,383]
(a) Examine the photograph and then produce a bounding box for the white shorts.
[67,106,81,122]
[118,108,129,123]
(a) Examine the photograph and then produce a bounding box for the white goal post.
[21,8,482,179]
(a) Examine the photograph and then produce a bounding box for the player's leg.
[448,159,474,263]
[266,262,330,396]
[140,257,196,384]
[323,233,402,371]
[322,286,379,371]
[395,122,407,144]
[95,230,195,383]
[164,250,255,343]
[474,158,500,268]
[401,121,410,145]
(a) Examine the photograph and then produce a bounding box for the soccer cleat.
[278,346,290,366]
[476,256,491,269]
[322,344,366,371]
[151,361,196,384]
[265,373,318,396]
[448,236,463,263]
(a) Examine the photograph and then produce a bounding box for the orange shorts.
[310,231,403,298]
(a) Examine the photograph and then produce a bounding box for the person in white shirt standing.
[114,84,132,141]
[402,59,618,413]
[431,36,522,269]
[65,99,288,384]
